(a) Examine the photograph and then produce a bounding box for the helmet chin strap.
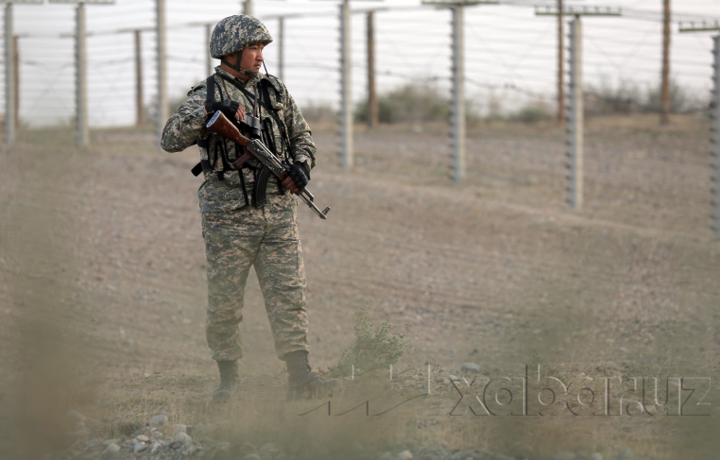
[221,50,259,79]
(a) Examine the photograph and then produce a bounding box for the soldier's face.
[239,44,265,72]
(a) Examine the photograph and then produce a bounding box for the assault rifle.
[206,111,331,220]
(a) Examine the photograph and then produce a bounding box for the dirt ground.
[0,115,719,459]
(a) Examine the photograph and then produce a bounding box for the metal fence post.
[12,34,18,129]
[556,0,565,126]
[156,0,167,149]
[76,2,88,148]
[451,5,465,185]
[566,16,583,210]
[4,3,13,144]
[712,35,720,235]
[243,0,253,17]
[366,11,377,128]
[278,16,284,81]
[135,30,145,126]
[205,23,213,76]
[339,0,353,170]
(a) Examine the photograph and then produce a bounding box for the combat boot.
[212,360,240,403]
[284,351,342,400]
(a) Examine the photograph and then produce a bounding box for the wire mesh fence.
[2,0,717,130]
[1,0,719,230]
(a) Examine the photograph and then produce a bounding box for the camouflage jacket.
[161,67,317,214]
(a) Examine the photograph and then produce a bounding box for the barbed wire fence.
[680,21,720,235]
[1,0,719,234]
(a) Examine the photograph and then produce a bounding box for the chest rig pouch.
[191,74,290,209]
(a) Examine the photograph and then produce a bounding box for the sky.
[4,0,720,127]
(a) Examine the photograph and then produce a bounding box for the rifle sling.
[191,138,212,177]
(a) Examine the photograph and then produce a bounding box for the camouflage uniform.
[161,18,316,362]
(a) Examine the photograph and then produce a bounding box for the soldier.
[161,15,339,402]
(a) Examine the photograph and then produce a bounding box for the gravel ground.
[0,116,718,459]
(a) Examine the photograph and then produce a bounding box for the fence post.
[366,11,377,128]
[4,3,13,144]
[13,34,18,129]
[451,5,465,185]
[75,2,88,148]
[556,0,564,126]
[660,0,671,125]
[566,16,583,210]
[135,30,145,126]
[205,23,213,76]
[712,35,720,235]
[339,0,353,170]
[156,0,167,149]
[278,16,284,81]
[243,0,253,17]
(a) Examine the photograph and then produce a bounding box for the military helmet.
[210,15,273,58]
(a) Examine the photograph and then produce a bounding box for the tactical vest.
[190,73,292,208]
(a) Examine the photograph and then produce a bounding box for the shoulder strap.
[207,75,216,103]
[203,75,222,113]
[261,76,284,99]
[216,73,273,112]
[259,79,292,162]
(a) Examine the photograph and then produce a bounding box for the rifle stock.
[206,111,252,148]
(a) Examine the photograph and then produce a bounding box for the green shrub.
[329,304,412,377]
[508,104,551,124]
[585,78,642,115]
[355,83,451,124]
[645,78,692,113]
[585,77,706,115]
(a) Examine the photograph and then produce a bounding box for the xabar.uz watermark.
[448,365,712,417]
[298,365,714,417]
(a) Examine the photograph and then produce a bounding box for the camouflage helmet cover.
[210,15,273,59]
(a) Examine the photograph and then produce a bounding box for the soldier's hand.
[234,105,246,121]
[281,175,301,195]
[288,162,310,190]
[205,100,245,121]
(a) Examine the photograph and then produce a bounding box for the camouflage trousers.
[201,194,310,361]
